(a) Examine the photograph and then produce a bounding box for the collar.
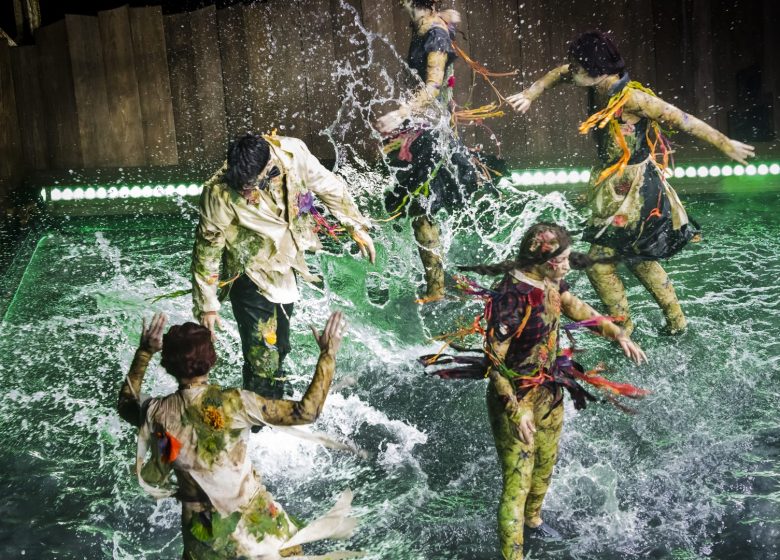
[608,73,630,96]
[509,270,546,290]
[178,381,209,390]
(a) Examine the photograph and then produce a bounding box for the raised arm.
[118,313,167,427]
[246,312,345,426]
[507,64,571,113]
[625,90,755,164]
[561,291,646,364]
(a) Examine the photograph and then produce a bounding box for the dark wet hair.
[412,0,437,9]
[459,222,618,276]
[224,133,271,191]
[160,322,217,380]
[568,31,625,78]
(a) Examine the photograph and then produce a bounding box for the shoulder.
[276,135,310,154]
[423,25,453,53]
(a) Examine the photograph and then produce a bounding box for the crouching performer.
[507,31,755,333]
[118,311,361,559]
[422,223,648,560]
[192,133,375,399]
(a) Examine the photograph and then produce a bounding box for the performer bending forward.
[508,31,755,333]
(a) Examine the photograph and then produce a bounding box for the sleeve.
[117,349,153,428]
[240,351,336,427]
[191,182,234,318]
[297,140,372,232]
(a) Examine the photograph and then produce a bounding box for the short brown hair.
[160,322,217,380]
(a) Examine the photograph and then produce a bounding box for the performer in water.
[118,311,360,559]
[192,133,375,399]
[422,223,647,560]
[376,0,495,301]
[507,31,755,334]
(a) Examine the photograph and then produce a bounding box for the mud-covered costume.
[423,270,645,560]
[381,12,487,298]
[118,348,357,560]
[192,135,371,397]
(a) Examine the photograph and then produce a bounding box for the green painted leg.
[629,259,687,333]
[487,384,534,560]
[524,402,564,525]
[586,244,634,335]
[412,215,445,300]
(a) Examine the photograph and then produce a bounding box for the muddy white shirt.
[191,135,371,317]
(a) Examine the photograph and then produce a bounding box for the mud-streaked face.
[542,248,572,282]
[569,60,605,87]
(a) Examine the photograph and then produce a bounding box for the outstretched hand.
[617,335,647,365]
[723,139,755,165]
[311,311,346,357]
[140,312,167,354]
[351,229,377,264]
[506,92,532,114]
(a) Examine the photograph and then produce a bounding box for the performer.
[192,133,375,398]
[376,0,494,301]
[118,311,360,559]
[507,31,755,333]
[422,223,647,560]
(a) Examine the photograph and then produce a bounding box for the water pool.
[0,190,778,559]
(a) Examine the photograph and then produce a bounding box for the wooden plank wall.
[1,0,778,199]
[0,42,24,206]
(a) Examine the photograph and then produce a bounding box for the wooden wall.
[0,41,24,207]
[0,0,778,205]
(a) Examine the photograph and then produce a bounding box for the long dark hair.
[459,222,617,275]
[568,31,625,78]
[224,133,271,191]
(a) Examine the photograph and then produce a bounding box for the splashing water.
[1,2,779,557]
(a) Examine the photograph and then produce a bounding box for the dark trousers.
[229,274,294,399]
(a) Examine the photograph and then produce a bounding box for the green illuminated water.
[0,189,778,559]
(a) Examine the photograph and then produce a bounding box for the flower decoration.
[203,405,225,430]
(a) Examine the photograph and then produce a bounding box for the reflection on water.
[0,189,778,559]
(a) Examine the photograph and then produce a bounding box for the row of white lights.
[43,163,780,201]
[46,183,203,202]
[507,163,780,187]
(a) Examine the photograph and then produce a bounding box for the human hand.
[723,139,755,165]
[140,312,167,354]
[376,109,406,134]
[351,229,376,264]
[311,311,346,357]
[617,335,647,365]
[508,406,536,444]
[200,311,222,340]
[506,92,532,114]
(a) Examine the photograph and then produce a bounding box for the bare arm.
[507,64,571,112]
[625,90,755,164]
[561,291,647,364]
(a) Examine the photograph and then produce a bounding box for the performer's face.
[542,248,571,281]
[569,60,604,87]
[239,160,278,202]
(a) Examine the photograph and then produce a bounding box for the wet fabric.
[118,348,358,559]
[384,129,485,216]
[229,273,293,398]
[582,79,698,261]
[408,25,456,88]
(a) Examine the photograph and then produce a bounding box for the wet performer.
[192,133,375,398]
[118,311,360,559]
[376,0,493,301]
[507,31,755,333]
[422,223,647,560]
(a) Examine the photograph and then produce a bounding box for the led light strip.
[40,162,780,202]
[44,183,203,202]
[501,162,780,187]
